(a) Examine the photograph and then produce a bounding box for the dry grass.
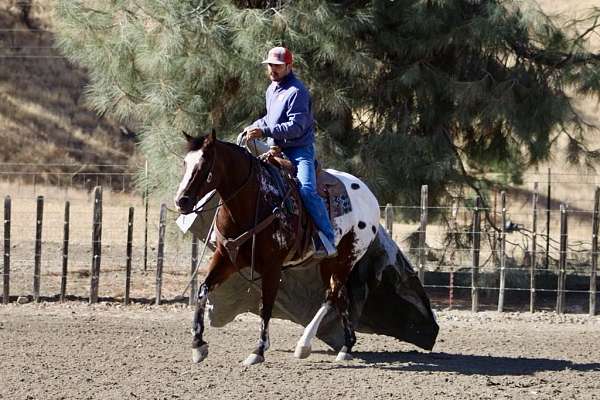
[0,1,139,169]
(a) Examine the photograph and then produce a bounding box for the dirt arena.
[0,303,598,400]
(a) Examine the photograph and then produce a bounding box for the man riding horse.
[244,46,337,258]
[174,47,382,365]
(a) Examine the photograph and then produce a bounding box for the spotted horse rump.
[260,158,380,266]
[319,169,380,263]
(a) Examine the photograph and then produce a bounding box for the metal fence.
[384,178,599,315]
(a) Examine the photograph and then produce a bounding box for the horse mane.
[219,139,254,158]
[186,134,254,160]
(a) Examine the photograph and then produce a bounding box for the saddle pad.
[263,162,290,198]
[317,170,352,219]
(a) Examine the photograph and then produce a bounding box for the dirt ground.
[0,303,599,400]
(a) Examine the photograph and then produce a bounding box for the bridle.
[188,142,256,214]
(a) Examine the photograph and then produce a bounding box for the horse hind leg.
[333,284,356,361]
[293,281,355,361]
[294,301,333,359]
[323,234,357,362]
[294,233,356,361]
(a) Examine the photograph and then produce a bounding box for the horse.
[174,130,380,365]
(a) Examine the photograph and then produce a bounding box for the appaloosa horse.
[174,130,380,365]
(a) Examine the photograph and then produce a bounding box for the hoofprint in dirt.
[1,304,599,400]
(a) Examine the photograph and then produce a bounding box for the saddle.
[261,147,352,264]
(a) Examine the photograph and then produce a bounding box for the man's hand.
[245,127,264,140]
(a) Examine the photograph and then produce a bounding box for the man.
[245,46,337,258]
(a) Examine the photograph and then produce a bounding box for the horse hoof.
[336,351,352,362]
[192,343,209,363]
[242,354,264,366]
[294,345,311,359]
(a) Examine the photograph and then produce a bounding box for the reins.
[233,186,297,285]
[214,185,294,280]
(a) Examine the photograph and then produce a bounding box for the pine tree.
[54,0,600,209]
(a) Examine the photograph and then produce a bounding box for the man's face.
[267,63,292,82]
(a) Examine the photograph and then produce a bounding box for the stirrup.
[313,231,337,259]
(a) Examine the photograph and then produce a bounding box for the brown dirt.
[0,303,599,400]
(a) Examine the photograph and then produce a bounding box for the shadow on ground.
[305,350,600,375]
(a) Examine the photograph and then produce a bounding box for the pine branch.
[442,127,501,233]
[184,1,215,17]
[573,15,600,45]
[511,41,600,67]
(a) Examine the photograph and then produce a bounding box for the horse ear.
[182,131,193,142]
[207,128,216,144]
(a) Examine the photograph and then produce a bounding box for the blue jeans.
[283,145,335,244]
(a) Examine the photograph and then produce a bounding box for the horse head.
[174,130,218,214]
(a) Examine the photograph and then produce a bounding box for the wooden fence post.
[546,168,551,268]
[491,190,499,266]
[190,234,199,306]
[418,185,428,283]
[590,187,599,316]
[448,198,459,309]
[471,196,481,312]
[60,201,70,303]
[125,207,134,305]
[384,203,394,237]
[498,191,507,312]
[557,204,568,314]
[90,187,102,304]
[143,160,149,272]
[530,183,538,313]
[3,196,10,304]
[155,204,167,306]
[33,196,43,303]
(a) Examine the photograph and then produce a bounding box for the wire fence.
[1,25,597,314]
[0,166,599,315]
[382,179,599,315]
[0,163,138,194]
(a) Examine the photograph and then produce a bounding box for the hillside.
[0,0,599,179]
[0,0,139,173]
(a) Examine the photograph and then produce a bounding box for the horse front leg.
[242,269,281,366]
[191,249,235,364]
[191,283,209,363]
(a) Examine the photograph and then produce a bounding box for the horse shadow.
[295,350,600,376]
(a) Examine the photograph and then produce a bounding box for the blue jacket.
[252,72,315,149]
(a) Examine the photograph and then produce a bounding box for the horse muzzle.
[175,195,194,214]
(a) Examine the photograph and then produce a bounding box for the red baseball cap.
[262,47,293,65]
